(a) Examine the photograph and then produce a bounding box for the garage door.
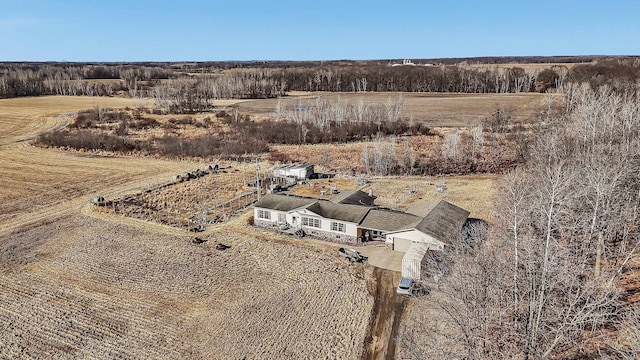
[393,238,413,252]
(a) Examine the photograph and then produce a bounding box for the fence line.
[107,189,260,230]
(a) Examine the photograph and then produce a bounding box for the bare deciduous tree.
[398,85,640,359]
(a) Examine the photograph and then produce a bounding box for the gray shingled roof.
[255,194,470,244]
[305,201,371,223]
[415,200,470,244]
[254,194,317,212]
[359,209,422,232]
[329,189,377,206]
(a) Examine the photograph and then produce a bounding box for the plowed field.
[1,215,373,359]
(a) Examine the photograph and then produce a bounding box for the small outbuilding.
[273,164,314,180]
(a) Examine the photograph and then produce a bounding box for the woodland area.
[2,57,640,108]
[399,84,640,359]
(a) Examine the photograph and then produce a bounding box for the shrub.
[69,110,99,129]
[129,117,160,130]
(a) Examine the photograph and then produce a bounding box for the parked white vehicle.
[396,277,414,296]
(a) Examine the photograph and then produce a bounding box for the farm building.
[273,164,314,180]
[253,190,469,255]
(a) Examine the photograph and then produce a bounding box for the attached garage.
[388,229,444,252]
[393,237,414,252]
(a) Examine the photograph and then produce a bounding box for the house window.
[331,222,345,233]
[302,216,321,228]
[278,213,286,223]
[257,209,271,220]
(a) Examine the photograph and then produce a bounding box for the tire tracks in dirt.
[363,267,405,360]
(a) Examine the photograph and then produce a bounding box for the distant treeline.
[2,57,639,101]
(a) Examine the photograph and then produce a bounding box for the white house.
[254,191,470,281]
[253,190,469,250]
[253,190,374,243]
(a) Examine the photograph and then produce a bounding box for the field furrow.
[1,211,373,359]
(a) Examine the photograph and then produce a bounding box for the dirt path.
[363,267,405,360]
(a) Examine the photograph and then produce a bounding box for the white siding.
[254,207,277,223]
[343,222,358,237]
[273,165,314,180]
[291,209,358,237]
[393,238,413,252]
[277,212,287,223]
[387,229,445,251]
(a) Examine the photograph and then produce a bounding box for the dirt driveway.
[363,267,405,360]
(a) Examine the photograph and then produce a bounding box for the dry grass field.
[0,96,150,146]
[0,145,196,226]
[368,174,497,220]
[235,91,554,126]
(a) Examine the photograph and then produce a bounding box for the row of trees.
[399,85,640,359]
[3,58,639,100]
[358,127,519,176]
[273,96,405,128]
[151,70,286,113]
[36,105,428,159]
[280,64,565,93]
[37,126,270,159]
[0,63,173,98]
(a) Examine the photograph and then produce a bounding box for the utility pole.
[256,156,261,201]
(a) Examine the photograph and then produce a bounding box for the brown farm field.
[1,94,502,358]
[0,96,151,146]
[1,214,373,359]
[0,96,191,227]
[235,91,556,127]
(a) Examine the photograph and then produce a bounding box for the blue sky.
[2,0,639,61]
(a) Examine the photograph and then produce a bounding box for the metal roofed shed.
[273,164,314,180]
[402,243,431,280]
